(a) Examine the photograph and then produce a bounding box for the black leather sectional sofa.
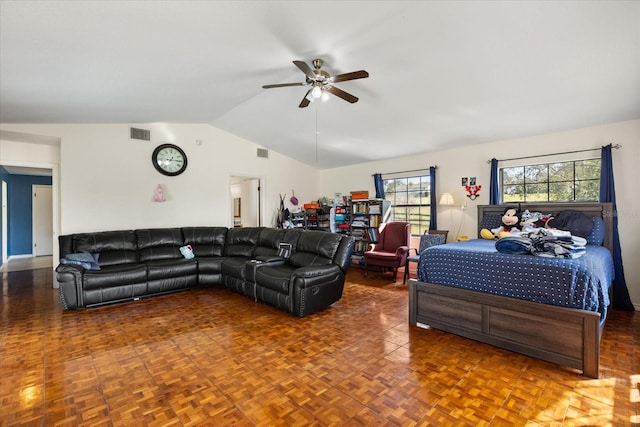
[56,227,354,317]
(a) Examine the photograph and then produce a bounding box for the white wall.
[319,119,640,308]
[0,123,321,234]
[0,139,60,164]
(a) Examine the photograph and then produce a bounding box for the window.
[501,159,600,202]
[383,175,430,234]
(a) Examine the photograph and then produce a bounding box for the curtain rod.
[372,166,437,177]
[487,144,621,163]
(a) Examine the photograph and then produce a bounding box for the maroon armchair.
[364,222,411,281]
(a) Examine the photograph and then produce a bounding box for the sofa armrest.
[245,257,287,285]
[291,264,342,287]
[290,264,345,317]
[55,264,84,309]
[255,255,285,263]
[56,263,84,280]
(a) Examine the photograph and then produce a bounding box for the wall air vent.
[130,127,151,141]
[257,148,269,159]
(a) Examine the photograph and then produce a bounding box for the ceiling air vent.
[257,148,269,159]
[130,127,151,141]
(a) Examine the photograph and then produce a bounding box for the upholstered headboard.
[477,202,613,252]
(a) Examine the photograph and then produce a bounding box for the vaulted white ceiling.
[1,1,638,169]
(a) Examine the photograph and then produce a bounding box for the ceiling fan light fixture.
[263,59,369,108]
[311,85,323,99]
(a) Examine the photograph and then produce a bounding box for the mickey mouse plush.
[480,207,520,239]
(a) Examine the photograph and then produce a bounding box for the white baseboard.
[7,254,33,260]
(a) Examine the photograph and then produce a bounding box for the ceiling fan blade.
[262,82,307,89]
[326,86,359,103]
[299,90,311,108]
[293,60,316,80]
[332,70,369,83]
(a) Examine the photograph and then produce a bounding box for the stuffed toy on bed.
[519,209,553,232]
[480,207,520,239]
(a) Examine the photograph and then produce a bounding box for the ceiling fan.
[262,59,369,108]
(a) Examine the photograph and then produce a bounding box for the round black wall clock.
[152,143,188,176]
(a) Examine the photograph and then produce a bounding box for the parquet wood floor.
[0,267,637,426]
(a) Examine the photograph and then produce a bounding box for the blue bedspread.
[417,239,614,319]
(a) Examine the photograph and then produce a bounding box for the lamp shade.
[439,192,455,206]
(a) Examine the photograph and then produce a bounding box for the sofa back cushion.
[182,227,228,256]
[136,228,184,262]
[282,229,302,251]
[224,227,263,258]
[254,228,287,258]
[289,231,342,268]
[72,230,139,267]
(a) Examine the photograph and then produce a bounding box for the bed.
[408,202,614,378]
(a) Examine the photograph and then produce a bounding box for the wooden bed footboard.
[408,202,612,378]
[409,280,603,378]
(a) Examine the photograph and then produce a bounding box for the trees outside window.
[502,159,600,202]
[384,175,430,234]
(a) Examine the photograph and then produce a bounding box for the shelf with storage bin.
[305,209,319,230]
[289,205,331,231]
[333,205,351,235]
[316,206,331,232]
[290,211,306,229]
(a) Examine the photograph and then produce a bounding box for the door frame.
[2,180,7,264]
[32,184,53,256]
[229,174,265,228]
[0,160,59,270]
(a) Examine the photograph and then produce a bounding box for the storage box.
[350,191,369,200]
[303,203,320,209]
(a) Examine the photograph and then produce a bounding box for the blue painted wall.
[0,166,9,267]
[8,174,52,256]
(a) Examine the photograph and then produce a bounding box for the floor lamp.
[439,193,465,241]
[439,193,455,242]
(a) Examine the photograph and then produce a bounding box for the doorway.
[33,184,53,256]
[230,176,263,228]
[2,180,7,264]
[0,163,58,274]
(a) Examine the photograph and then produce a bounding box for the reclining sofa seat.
[57,230,147,308]
[135,228,198,294]
[254,230,353,317]
[221,227,265,296]
[182,226,228,286]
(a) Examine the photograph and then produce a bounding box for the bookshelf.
[349,199,390,262]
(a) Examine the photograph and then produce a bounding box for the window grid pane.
[384,174,430,235]
[500,159,600,202]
